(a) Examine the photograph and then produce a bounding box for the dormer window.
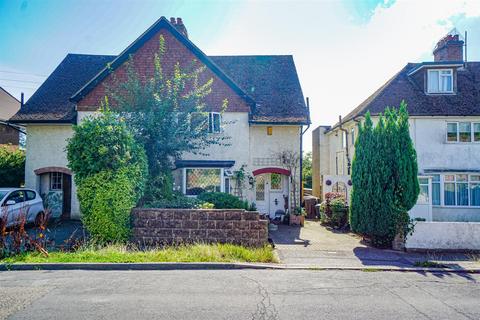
[427,69,453,93]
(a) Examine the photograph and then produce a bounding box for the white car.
[0,188,45,227]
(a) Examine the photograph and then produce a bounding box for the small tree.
[302,151,312,189]
[350,101,419,247]
[106,35,229,202]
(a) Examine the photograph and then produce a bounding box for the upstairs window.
[446,122,480,143]
[427,69,453,93]
[208,112,221,133]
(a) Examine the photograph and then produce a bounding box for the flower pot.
[289,214,305,227]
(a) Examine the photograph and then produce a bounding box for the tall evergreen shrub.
[350,101,419,247]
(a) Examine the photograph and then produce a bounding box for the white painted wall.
[24,124,80,218]
[406,221,480,251]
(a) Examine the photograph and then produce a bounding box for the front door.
[255,175,267,214]
[61,174,72,220]
[255,173,287,218]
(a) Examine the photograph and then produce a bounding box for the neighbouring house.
[9,17,310,220]
[312,30,480,225]
[0,87,21,146]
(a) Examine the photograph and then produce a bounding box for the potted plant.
[289,207,306,226]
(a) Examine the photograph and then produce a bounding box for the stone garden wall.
[131,208,268,247]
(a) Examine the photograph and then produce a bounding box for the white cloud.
[201,0,480,151]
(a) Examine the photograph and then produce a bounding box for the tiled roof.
[335,62,480,129]
[11,54,309,124]
[10,54,115,123]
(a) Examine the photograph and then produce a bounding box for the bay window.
[185,168,221,195]
[441,174,480,207]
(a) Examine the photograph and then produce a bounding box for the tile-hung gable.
[11,17,309,125]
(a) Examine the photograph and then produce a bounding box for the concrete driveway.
[269,220,479,269]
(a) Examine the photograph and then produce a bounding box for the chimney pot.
[172,17,188,38]
[170,17,176,24]
[177,17,183,25]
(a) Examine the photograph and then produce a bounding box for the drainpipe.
[300,97,311,204]
[338,115,351,175]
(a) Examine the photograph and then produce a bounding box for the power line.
[0,78,42,84]
[0,70,47,77]
[0,84,37,90]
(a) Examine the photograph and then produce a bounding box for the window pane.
[444,175,455,182]
[459,122,471,142]
[255,175,265,201]
[440,72,452,92]
[186,169,221,196]
[470,175,480,182]
[428,70,439,92]
[470,183,480,206]
[270,173,282,190]
[447,123,458,142]
[26,191,36,201]
[431,174,440,182]
[457,183,469,206]
[456,174,468,182]
[418,178,429,185]
[224,178,230,194]
[444,183,455,205]
[213,113,221,133]
[474,123,480,142]
[418,185,429,204]
[432,183,440,205]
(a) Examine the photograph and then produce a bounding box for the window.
[351,128,355,145]
[474,123,480,142]
[270,173,282,190]
[185,168,221,196]
[470,175,480,206]
[427,69,453,93]
[431,174,441,205]
[5,191,25,205]
[267,126,273,136]
[255,175,265,201]
[446,122,480,143]
[342,131,346,148]
[208,112,221,133]
[25,190,36,201]
[459,122,471,142]
[224,177,231,194]
[50,172,63,190]
[443,174,480,207]
[418,178,430,204]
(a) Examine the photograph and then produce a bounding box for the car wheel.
[34,212,45,227]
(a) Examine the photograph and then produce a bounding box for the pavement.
[270,220,480,270]
[0,269,479,320]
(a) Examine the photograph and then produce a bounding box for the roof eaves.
[70,16,256,109]
[407,61,464,76]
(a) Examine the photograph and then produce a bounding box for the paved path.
[1,269,478,319]
[270,221,480,269]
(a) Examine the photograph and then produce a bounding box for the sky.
[1,0,480,151]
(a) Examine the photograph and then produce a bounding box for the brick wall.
[0,124,19,145]
[77,28,250,113]
[131,208,268,247]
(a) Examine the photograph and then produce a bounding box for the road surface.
[1,269,478,319]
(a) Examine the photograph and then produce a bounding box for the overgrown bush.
[67,110,147,243]
[319,192,348,228]
[144,192,203,209]
[0,146,25,187]
[77,168,141,243]
[197,192,246,209]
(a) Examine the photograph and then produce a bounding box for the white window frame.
[435,173,480,208]
[446,121,480,143]
[50,172,62,191]
[427,69,453,94]
[208,112,221,134]
[182,167,225,196]
[417,177,430,205]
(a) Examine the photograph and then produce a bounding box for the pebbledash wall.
[131,208,268,247]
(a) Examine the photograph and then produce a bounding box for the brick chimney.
[170,17,188,38]
[433,32,464,62]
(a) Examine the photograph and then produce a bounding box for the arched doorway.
[34,167,72,220]
[252,167,291,218]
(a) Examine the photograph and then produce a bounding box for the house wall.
[315,116,480,222]
[0,88,20,120]
[312,126,331,198]
[24,124,80,219]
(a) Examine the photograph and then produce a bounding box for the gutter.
[299,98,311,203]
[0,120,26,135]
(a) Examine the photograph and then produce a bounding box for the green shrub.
[77,167,141,242]
[144,192,202,209]
[66,109,147,185]
[0,146,25,187]
[320,192,348,228]
[197,192,245,209]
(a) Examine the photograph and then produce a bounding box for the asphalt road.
[1,270,478,320]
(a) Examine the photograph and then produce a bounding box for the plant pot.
[289,214,305,227]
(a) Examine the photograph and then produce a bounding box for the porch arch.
[252,167,291,177]
[34,166,72,176]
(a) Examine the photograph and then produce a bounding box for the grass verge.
[1,243,277,264]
